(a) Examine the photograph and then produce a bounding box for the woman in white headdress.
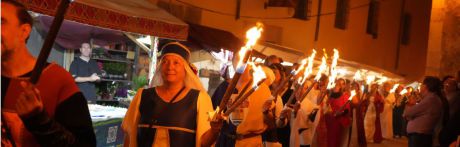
[122,42,222,147]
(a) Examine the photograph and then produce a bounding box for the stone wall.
[440,0,460,78]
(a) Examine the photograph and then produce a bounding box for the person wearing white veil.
[122,42,222,147]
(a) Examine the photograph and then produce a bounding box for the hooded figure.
[122,42,220,147]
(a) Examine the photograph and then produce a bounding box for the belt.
[138,124,196,133]
[224,132,261,140]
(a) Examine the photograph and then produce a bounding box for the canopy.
[18,0,188,40]
[36,15,131,49]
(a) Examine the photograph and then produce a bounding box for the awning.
[18,0,188,40]
[36,15,130,49]
[186,23,266,59]
[253,42,305,63]
[253,42,404,81]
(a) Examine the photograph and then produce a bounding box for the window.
[335,0,350,29]
[366,0,379,38]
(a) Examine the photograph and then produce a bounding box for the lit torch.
[216,23,263,118]
[353,70,362,82]
[225,63,267,116]
[297,54,328,104]
[390,84,400,93]
[399,89,408,95]
[326,49,339,90]
[377,76,388,85]
[284,50,318,106]
[336,90,356,116]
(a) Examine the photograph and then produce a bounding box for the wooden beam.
[124,33,150,53]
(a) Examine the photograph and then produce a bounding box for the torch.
[30,0,73,84]
[224,64,267,115]
[299,49,337,104]
[335,90,356,116]
[215,24,263,117]
[360,75,376,101]
[271,57,307,98]
[283,50,317,106]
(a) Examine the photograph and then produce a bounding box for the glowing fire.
[300,50,317,84]
[366,75,376,85]
[236,23,263,70]
[353,70,362,81]
[377,76,388,85]
[349,90,356,101]
[327,49,339,89]
[314,56,328,81]
[399,89,408,95]
[250,63,267,88]
[294,58,308,75]
[245,23,263,48]
[390,84,400,93]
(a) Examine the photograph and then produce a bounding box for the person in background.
[443,76,460,119]
[1,0,96,146]
[404,76,444,147]
[211,63,232,109]
[122,42,221,147]
[325,78,352,147]
[350,82,367,147]
[69,43,101,102]
[261,65,283,147]
[392,84,406,138]
[380,82,395,139]
[268,63,286,93]
[213,63,238,147]
[263,55,283,67]
[363,84,384,143]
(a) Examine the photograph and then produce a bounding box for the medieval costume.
[122,42,214,147]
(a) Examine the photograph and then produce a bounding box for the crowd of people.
[2,1,459,147]
[209,54,460,147]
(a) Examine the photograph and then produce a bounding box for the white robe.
[364,96,376,142]
[290,90,319,147]
[380,93,395,139]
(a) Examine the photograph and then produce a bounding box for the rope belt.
[138,124,196,134]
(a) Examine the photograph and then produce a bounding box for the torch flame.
[399,89,408,95]
[366,75,376,85]
[300,50,317,84]
[236,23,264,71]
[314,56,328,81]
[245,23,263,48]
[353,70,362,81]
[390,84,400,93]
[250,63,266,88]
[349,90,357,101]
[294,58,308,75]
[327,49,340,89]
[377,76,388,85]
